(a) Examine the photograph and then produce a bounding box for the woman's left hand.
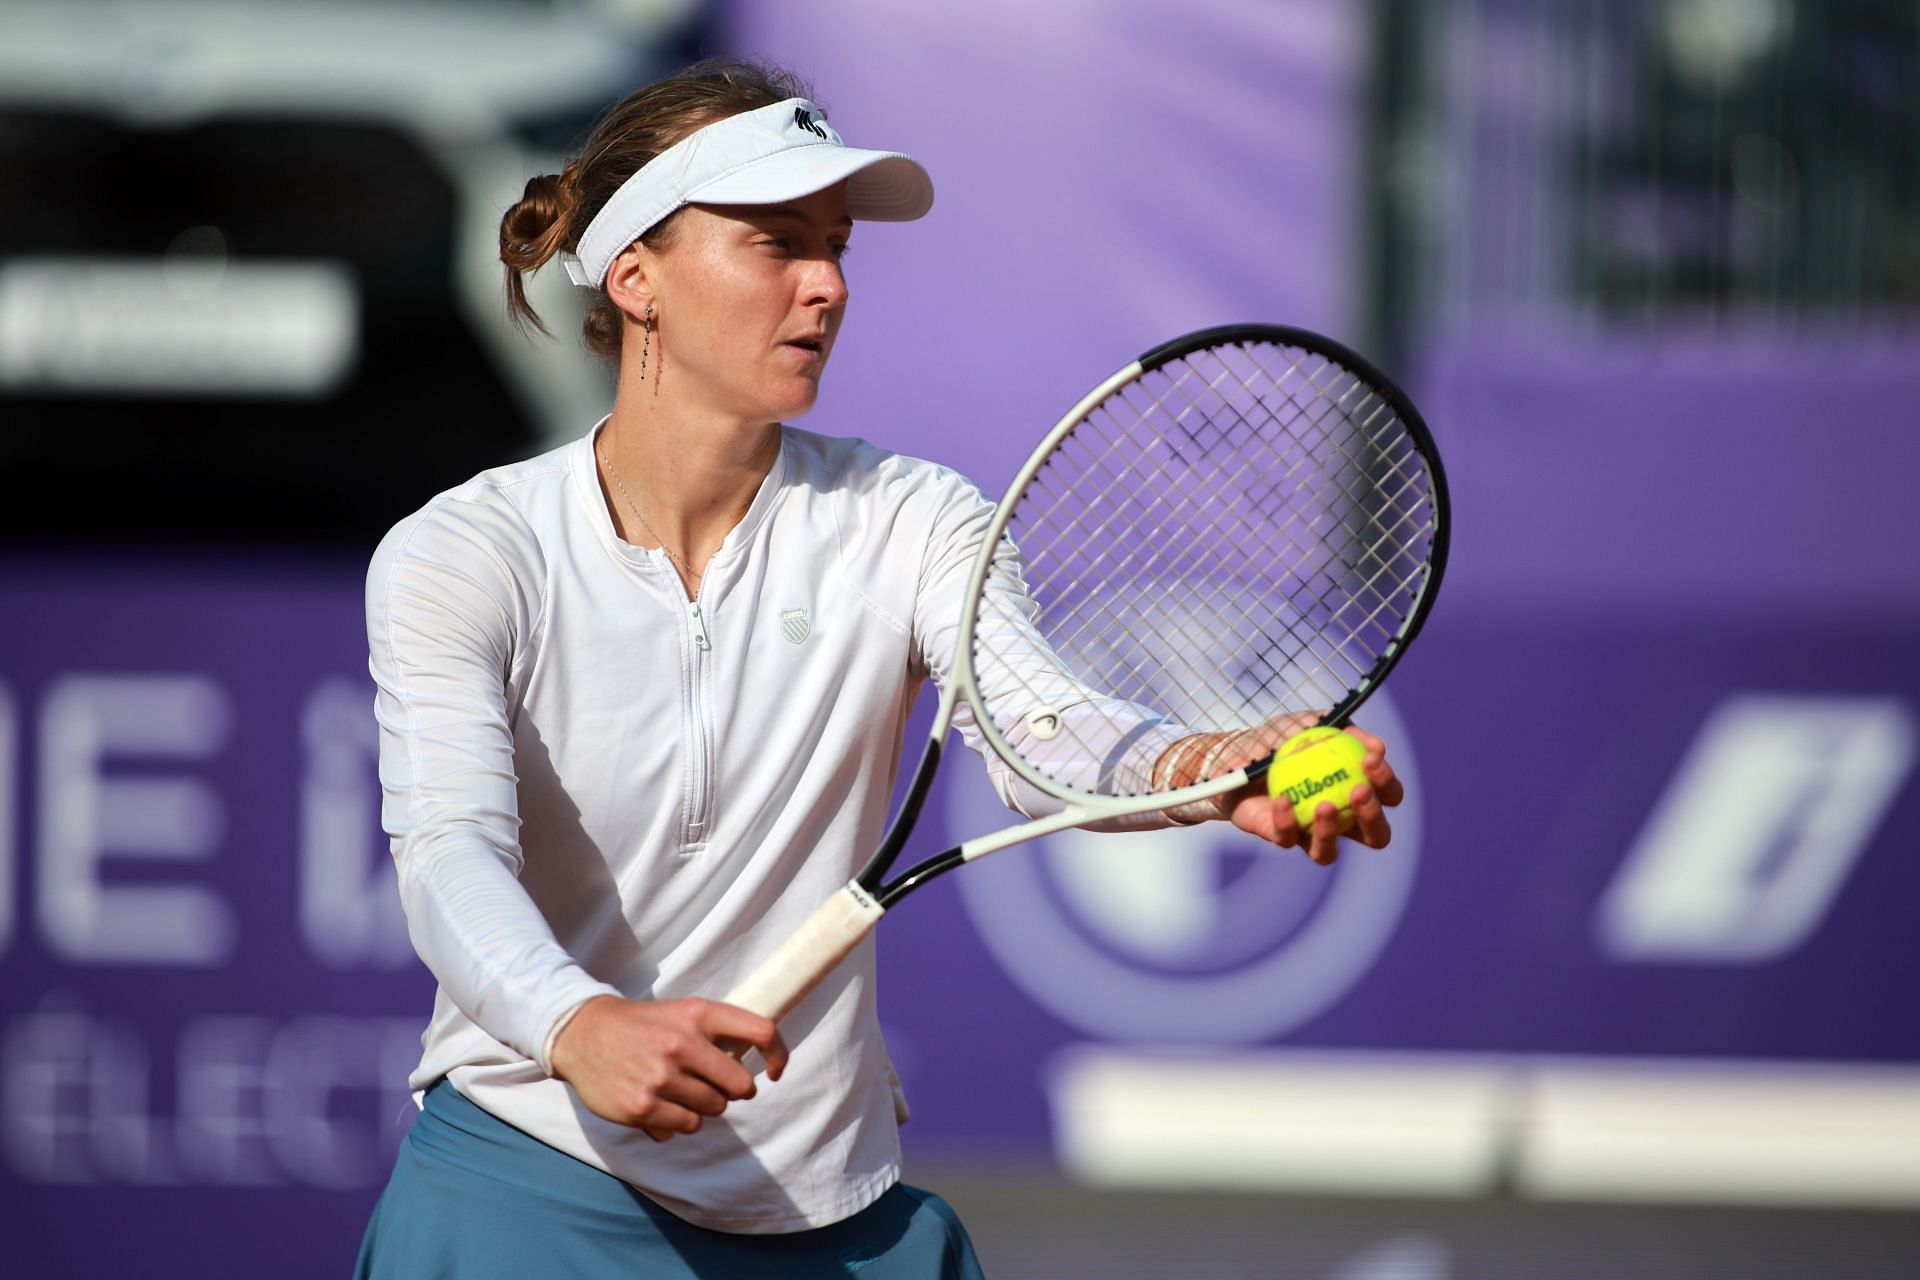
[1221,724,1402,865]
[1152,718,1406,864]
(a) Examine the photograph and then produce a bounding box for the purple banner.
[4,546,1917,1266]
[0,559,428,1275]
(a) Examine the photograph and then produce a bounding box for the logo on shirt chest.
[780,608,811,645]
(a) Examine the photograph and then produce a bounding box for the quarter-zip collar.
[571,416,791,589]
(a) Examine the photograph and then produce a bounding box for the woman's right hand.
[547,995,789,1142]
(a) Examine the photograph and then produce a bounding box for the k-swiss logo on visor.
[793,108,830,140]
[780,608,810,644]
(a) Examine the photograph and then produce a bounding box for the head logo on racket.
[1026,707,1063,741]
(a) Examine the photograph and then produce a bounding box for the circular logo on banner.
[953,693,1422,1043]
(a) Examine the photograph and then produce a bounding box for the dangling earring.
[639,304,654,381]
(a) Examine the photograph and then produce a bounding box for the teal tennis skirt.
[355,1081,984,1279]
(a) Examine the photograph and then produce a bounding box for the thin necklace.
[598,440,702,582]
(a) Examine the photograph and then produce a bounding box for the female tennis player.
[355,58,1405,1277]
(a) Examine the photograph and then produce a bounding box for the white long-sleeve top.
[367,420,1187,1233]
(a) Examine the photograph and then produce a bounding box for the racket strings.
[1034,352,1410,600]
[1192,344,1435,656]
[1043,359,1417,686]
[1170,350,1431,583]
[1018,469,1314,719]
[1177,347,1419,547]
[1027,368,1318,603]
[1011,375,1413,728]
[974,338,1440,796]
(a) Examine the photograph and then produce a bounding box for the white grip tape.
[722,881,886,1024]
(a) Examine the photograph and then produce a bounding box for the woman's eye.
[831,243,851,261]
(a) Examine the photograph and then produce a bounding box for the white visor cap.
[561,97,933,288]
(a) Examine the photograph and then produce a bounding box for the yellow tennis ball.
[1266,727,1369,832]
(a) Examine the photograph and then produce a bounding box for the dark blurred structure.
[0,0,705,548]
[1572,0,1918,317]
[0,114,528,544]
[1369,0,1919,360]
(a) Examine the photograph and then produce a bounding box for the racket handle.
[722,881,886,1031]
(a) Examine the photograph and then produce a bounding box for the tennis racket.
[723,322,1449,1030]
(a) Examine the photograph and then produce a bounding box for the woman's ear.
[604,244,655,323]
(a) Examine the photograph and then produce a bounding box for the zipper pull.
[688,601,711,651]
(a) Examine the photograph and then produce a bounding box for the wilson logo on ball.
[1276,767,1352,806]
